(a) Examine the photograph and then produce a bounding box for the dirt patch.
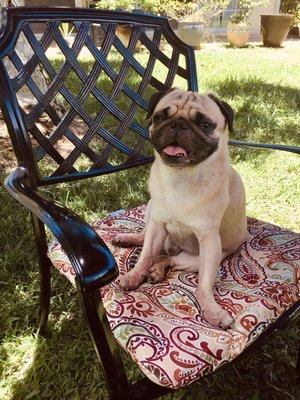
[0,117,17,174]
[0,107,87,176]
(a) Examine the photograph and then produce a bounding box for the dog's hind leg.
[119,218,167,290]
[147,249,233,283]
[112,231,145,247]
[147,252,199,283]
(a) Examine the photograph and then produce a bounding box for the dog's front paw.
[203,305,233,330]
[197,296,233,330]
[119,270,145,291]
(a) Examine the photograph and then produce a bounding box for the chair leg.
[38,254,51,336]
[297,344,300,382]
[32,214,51,336]
[81,290,130,400]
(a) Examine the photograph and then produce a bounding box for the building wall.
[250,0,281,34]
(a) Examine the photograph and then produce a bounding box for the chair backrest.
[0,7,198,187]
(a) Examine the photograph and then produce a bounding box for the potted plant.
[177,5,206,51]
[163,0,231,49]
[227,10,251,47]
[281,0,300,37]
[227,0,268,47]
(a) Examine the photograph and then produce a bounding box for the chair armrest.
[229,140,300,154]
[4,167,118,292]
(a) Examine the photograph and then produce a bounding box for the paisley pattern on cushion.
[48,205,300,389]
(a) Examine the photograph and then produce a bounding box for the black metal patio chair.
[0,6,299,400]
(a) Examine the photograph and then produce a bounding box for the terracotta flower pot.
[178,21,204,49]
[261,14,293,47]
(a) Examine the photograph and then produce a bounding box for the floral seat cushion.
[48,205,300,389]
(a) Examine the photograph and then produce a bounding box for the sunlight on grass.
[0,335,37,400]
[197,44,300,147]
[234,151,300,231]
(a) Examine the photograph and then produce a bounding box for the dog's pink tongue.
[163,146,187,157]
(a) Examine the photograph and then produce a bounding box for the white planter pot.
[178,21,204,48]
[227,23,251,47]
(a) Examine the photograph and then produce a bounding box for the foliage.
[280,0,300,24]
[95,0,161,14]
[59,22,75,39]
[96,0,231,23]
[95,0,300,25]
[229,0,268,25]
[96,0,134,12]
[167,0,231,23]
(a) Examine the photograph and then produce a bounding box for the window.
[210,0,239,30]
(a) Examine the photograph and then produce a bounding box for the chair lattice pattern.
[2,17,193,182]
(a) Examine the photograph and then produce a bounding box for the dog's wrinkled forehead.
[155,89,225,127]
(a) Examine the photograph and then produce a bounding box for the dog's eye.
[199,121,214,131]
[153,113,165,125]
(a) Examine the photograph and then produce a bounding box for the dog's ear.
[208,94,234,133]
[147,88,175,120]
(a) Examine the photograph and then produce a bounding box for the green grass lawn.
[0,40,300,400]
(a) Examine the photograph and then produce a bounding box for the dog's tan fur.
[115,89,247,329]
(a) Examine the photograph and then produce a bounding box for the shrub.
[96,1,231,24]
[280,0,300,25]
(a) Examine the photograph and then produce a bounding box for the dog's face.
[148,89,234,167]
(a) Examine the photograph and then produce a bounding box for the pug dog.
[114,88,247,329]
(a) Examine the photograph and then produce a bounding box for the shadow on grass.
[0,170,148,399]
[0,156,149,399]
[210,77,300,146]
